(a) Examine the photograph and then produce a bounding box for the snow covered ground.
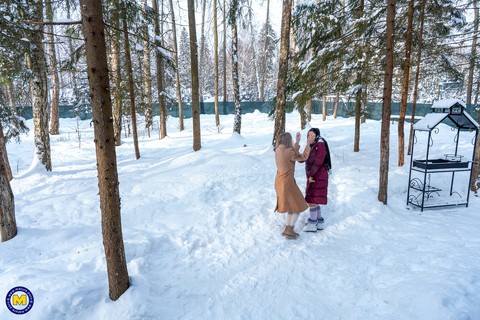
[1,111,480,319]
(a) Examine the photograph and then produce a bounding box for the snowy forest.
[1,0,480,309]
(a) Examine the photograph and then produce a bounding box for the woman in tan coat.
[274,132,314,239]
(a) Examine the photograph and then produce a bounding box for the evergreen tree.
[257,21,278,101]
[179,27,192,102]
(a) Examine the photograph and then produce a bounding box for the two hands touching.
[295,132,316,146]
[295,131,317,183]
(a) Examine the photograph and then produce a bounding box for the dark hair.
[308,128,321,143]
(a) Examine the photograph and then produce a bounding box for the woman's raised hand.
[295,132,301,144]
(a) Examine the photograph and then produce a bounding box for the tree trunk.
[46,0,60,135]
[378,0,396,205]
[299,101,306,129]
[188,0,202,151]
[80,0,130,300]
[398,0,414,167]
[333,92,339,118]
[153,0,167,139]
[223,0,228,107]
[466,0,478,105]
[259,0,270,102]
[322,94,327,122]
[0,120,16,241]
[200,0,207,109]
[169,0,185,131]
[26,0,52,171]
[110,0,123,146]
[408,0,425,156]
[354,87,361,152]
[0,134,17,242]
[230,0,242,134]
[123,10,140,160]
[306,99,312,122]
[6,81,16,114]
[471,1,480,191]
[353,0,364,152]
[0,122,12,181]
[66,0,80,102]
[273,0,292,146]
[213,0,220,130]
[143,0,153,137]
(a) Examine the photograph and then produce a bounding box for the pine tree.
[80,0,130,301]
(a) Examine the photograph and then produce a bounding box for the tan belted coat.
[274,143,311,213]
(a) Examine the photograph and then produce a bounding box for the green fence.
[16,101,478,121]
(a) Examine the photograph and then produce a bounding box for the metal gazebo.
[407,99,479,211]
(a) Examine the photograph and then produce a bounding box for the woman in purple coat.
[303,128,331,232]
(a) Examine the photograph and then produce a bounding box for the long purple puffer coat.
[304,139,331,205]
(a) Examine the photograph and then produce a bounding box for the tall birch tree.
[230,0,242,134]
[25,0,52,171]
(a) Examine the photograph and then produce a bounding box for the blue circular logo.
[5,286,34,315]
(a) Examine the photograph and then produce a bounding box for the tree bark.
[306,99,312,122]
[153,0,167,139]
[26,0,52,171]
[378,0,396,205]
[46,0,60,135]
[299,101,306,129]
[188,0,202,151]
[200,0,207,110]
[213,0,220,129]
[143,0,153,137]
[0,122,12,181]
[333,92,339,119]
[322,94,327,122]
[398,0,414,167]
[169,0,185,131]
[353,0,364,153]
[80,0,130,300]
[354,86,361,152]
[123,10,140,160]
[6,81,16,114]
[273,0,292,146]
[0,120,16,241]
[408,0,425,156]
[66,0,80,103]
[230,0,242,134]
[0,133,17,242]
[223,0,228,107]
[466,0,478,105]
[471,1,480,191]
[110,0,123,146]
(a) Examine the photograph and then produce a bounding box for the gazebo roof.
[413,99,479,131]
